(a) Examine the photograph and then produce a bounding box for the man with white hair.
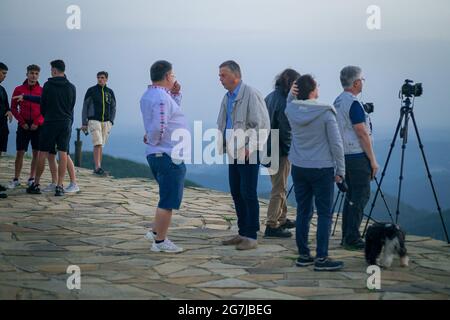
[334,66,379,251]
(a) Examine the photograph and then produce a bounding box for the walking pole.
[75,128,83,168]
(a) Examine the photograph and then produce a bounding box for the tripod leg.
[331,191,341,216]
[363,111,405,236]
[395,113,410,224]
[286,184,295,200]
[374,177,395,223]
[332,192,345,236]
[410,112,450,243]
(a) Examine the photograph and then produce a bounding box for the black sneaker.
[280,218,296,229]
[0,193,7,199]
[55,185,65,197]
[314,257,344,272]
[296,255,315,267]
[0,185,7,192]
[26,183,41,194]
[264,226,292,238]
[93,168,105,176]
[343,239,365,251]
[27,178,35,187]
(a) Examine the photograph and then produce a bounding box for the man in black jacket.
[0,62,13,198]
[264,69,300,238]
[81,71,116,176]
[27,60,76,196]
[0,63,13,157]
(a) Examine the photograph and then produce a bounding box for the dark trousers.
[0,123,8,152]
[229,161,260,239]
[292,166,334,259]
[342,156,372,245]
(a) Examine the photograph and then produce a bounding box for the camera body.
[363,102,374,114]
[401,79,423,98]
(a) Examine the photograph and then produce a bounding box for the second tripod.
[362,94,449,243]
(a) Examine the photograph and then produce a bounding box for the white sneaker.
[42,183,57,193]
[151,239,183,253]
[144,231,156,241]
[64,182,80,193]
[27,178,35,187]
[7,179,20,189]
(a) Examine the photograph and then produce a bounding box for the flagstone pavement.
[0,156,449,300]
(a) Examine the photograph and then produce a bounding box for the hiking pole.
[75,128,83,167]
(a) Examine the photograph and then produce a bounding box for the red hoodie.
[11,80,44,127]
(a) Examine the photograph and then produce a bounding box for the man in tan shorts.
[81,71,116,176]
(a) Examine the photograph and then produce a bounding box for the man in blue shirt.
[334,66,379,250]
[226,82,241,129]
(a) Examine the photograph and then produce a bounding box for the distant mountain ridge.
[74,152,201,188]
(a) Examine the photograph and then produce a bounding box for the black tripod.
[362,96,450,243]
[287,177,390,237]
[331,177,392,236]
[331,191,345,236]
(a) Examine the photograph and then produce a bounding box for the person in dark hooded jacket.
[263,68,300,238]
[0,62,12,198]
[27,60,76,197]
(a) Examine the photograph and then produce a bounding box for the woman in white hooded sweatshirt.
[285,74,345,272]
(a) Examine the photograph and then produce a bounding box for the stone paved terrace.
[0,156,449,300]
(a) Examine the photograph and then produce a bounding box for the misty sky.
[1,0,450,138]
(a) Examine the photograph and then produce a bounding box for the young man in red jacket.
[8,64,43,189]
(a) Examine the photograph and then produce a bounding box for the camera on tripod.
[401,79,423,98]
[363,78,450,244]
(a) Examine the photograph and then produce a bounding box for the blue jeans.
[292,166,334,259]
[147,153,186,210]
[229,161,260,239]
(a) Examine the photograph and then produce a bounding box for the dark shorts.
[147,153,186,210]
[0,124,8,152]
[16,126,40,152]
[39,121,72,153]
[49,144,70,155]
